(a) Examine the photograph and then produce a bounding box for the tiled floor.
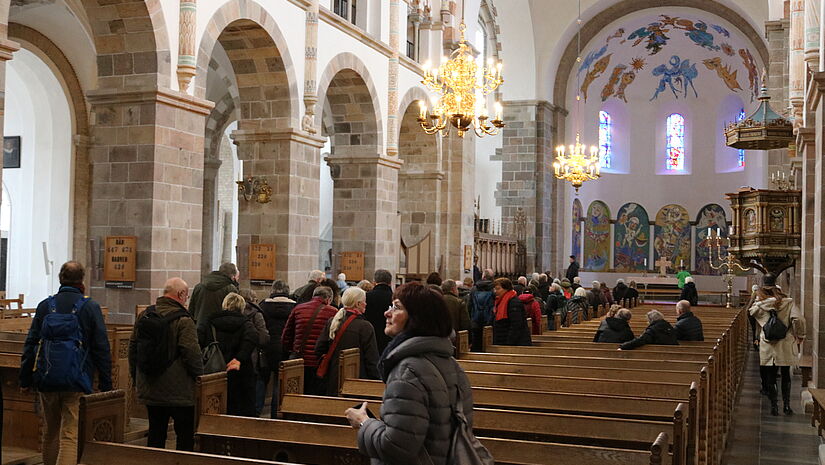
[722,350,821,465]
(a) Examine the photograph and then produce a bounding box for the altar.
[630,276,679,286]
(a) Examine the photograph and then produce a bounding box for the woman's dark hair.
[493,277,513,291]
[298,281,318,303]
[393,282,451,337]
[321,278,341,306]
[427,283,443,294]
[425,272,442,285]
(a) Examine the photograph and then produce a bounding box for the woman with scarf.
[491,278,532,346]
[315,287,380,395]
[345,282,485,464]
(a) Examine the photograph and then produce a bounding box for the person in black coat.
[674,300,704,341]
[594,308,635,343]
[620,310,678,350]
[200,293,258,416]
[680,277,699,306]
[565,255,580,282]
[365,269,394,352]
[492,278,532,346]
[258,280,296,416]
[613,279,628,304]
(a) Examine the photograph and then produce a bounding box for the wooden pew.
[280,393,686,464]
[196,414,671,465]
[80,442,293,465]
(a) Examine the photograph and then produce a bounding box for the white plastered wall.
[3,48,73,299]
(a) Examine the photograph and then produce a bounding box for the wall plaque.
[463,245,473,272]
[340,251,365,282]
[104,236,137,289]
[249,244,276,286]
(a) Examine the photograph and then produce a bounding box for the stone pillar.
[72,135,93,271]
[177,0,197,92]
[0,36,19,245]
[791,0,806,125]
[87,87,213,322]
[811,73,825,386]
[797,127,816,356]
[329,154,402,276]
[496,100,562,273]
[386,0,400,158]
[201,157,222,274]
[301,0,319,135]
[231,129,324,290]
[440,133,475,278]
[806,0,821,68]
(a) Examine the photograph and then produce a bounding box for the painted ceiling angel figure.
[627,22,671,55]
[651,55,698,100]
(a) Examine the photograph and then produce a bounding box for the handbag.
[316,313,358,378]
[288,302,326,360]
[202,326,227,374]
[423,356,494,465]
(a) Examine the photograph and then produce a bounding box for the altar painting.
[614,203,649,272]
[654,204,691,274]
[572,199,583,258]
[695,203,727,275]
[584,201,611,271]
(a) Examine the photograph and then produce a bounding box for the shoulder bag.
[288,302,326,360]
[316,313,358,378]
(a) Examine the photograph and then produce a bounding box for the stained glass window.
[737,109,746,167]
[598,111,612,168]
[666,113,685,171]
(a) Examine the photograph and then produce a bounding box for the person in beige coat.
[749,285,805,416]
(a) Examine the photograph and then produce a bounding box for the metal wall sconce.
[236,176,272,204]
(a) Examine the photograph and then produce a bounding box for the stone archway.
[319,55,399,277]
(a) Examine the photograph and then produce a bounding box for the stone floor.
[722,349,821,465]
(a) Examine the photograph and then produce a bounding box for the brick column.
[200,156,222,274]
[329,154,402,276]
[811,72,825,386]
[87,87,213,322]
[496,100,563,273]
[797,127,816,356]
[231,129,324,290]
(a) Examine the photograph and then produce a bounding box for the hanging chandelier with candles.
[418,22,504,138]
[553,0,601,192]
[553,133,600,192]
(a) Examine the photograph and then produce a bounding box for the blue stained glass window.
[666,113,685,171]
[598,111,612,168]
[737,109,746,167]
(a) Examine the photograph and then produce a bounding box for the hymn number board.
[340,251,365,282]
[104,236,137,289]
[249,244,276,286]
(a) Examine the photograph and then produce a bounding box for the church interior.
[2,0,825,463]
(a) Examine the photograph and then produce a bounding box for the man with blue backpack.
[466,268,495,351]
[19,261,112,465]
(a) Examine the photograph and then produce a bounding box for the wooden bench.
[80,442,293,465]
[810,388,825,439]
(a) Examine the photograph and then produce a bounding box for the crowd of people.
[21,257,805,465]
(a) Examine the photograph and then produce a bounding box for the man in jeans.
[129,277,203,450]
[19,261,112,465]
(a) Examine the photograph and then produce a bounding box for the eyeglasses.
[387,304,404,312]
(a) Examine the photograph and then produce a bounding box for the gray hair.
[676,300,691,313]
[592,281,600,289]
[482,268,495,280]
[312,286,333,300]
[550,283,561,292]
[441,279,457,295]
[309,269,325,282]
[357,280,374,292]
[573,276,581,284]
[219,262,238,278]
[574,287,587,298]
[341,286,366,307]
[646,310,665,323]
[518,276,527,286]
[531,273,540,282]
[337,273,346,281]
[271,279,290,295]
[616,308,632,321]
[374,269,393,285]
[616,278,625,285]
[685,276,694,283]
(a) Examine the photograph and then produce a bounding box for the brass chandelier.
[554,0,601,192]
[418,22,504,138]
[553,133,600,192]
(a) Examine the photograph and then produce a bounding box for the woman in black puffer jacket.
[258,280,296,416]
[593,307,635,343]
[345,282,485,464]
[199,293,257,416]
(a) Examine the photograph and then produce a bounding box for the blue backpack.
[33,295,93,393]
[469,290,494,326]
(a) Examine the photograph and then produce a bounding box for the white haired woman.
[315,286,380,395]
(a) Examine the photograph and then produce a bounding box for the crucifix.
[655,257,671,277]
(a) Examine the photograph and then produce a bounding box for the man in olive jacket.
[129,277,203,451]
[190,262,239,337]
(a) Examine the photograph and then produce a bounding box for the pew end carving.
[78,389,126,458]
[456,330,470,358]
[196,372,227,429]
[279,358,305,407]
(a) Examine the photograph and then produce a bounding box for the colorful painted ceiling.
[575,12,761,104]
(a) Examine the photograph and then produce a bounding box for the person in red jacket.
[281,286,338,395]
[518,289,543,335]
